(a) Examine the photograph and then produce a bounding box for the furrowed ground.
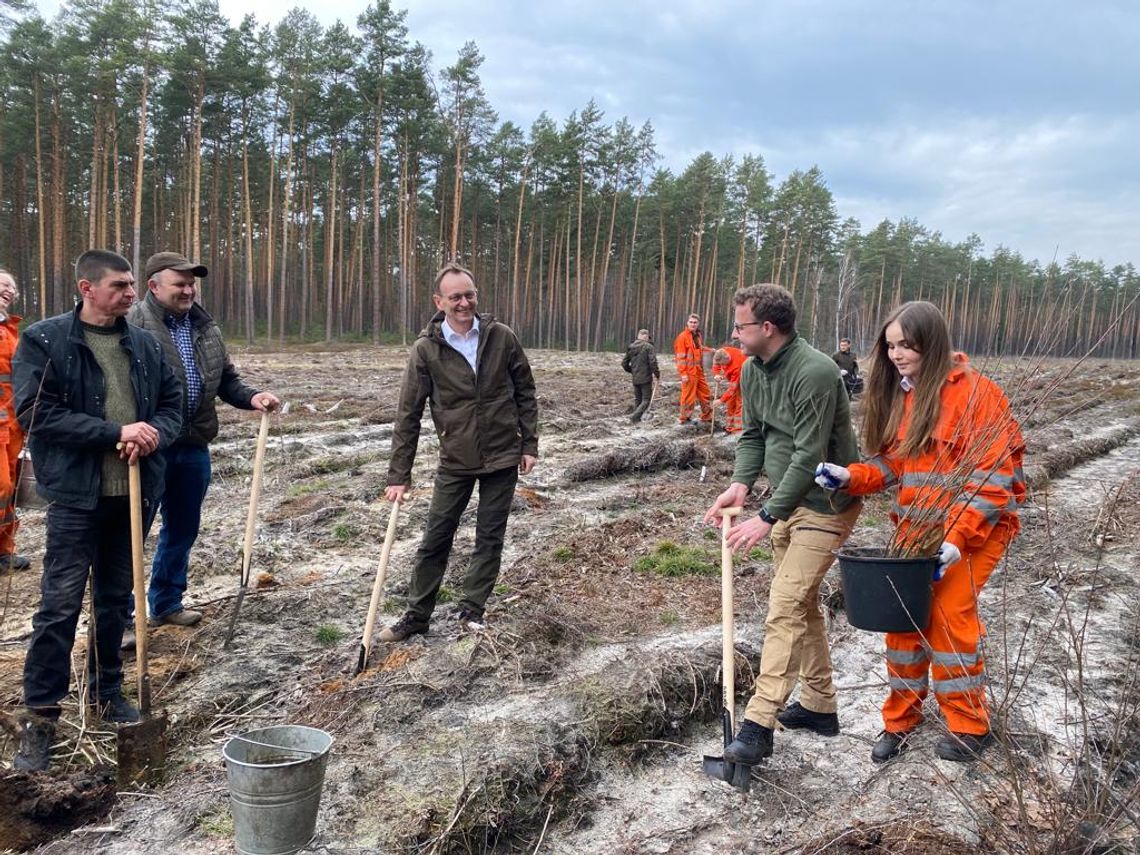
[2,346,1140,854]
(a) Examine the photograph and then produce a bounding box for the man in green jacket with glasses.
[380,263,539,642]
[704,283,861,765]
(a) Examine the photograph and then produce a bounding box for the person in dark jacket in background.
[622,328,660,422]
[126,252,278,633]
[832,338,861,398]
[379,262,538,642]
[10,249,182,772]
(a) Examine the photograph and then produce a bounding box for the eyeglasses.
[443,291,477,304]
[733,321,762,332]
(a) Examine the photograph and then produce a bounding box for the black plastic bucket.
[836,547,936,632]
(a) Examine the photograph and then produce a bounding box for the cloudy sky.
[41,0,1140,267]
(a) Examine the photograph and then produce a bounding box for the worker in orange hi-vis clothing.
[673,313,713,425]
[712,346,746,434]
[815,301,1024,766]
[0,269,28,572]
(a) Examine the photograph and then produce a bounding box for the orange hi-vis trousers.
[678,370,712,423]
[881,519,1014,736]
[722,387,742,433]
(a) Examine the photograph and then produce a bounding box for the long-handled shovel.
[354,499,402,675]
[702,506,751,792]
[224,410,271,649]
[117,458,168,786]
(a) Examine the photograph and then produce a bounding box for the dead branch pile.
[564,438,733,482]
[1023,419,1140,489]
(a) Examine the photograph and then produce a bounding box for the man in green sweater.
[704,283,861,764]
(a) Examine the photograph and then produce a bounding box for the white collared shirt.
[442,315,480,374]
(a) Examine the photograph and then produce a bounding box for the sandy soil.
[2,346,1139,854]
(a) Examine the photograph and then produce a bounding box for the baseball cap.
[144,252,208,280]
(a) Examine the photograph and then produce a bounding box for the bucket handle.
[226,733,325,758]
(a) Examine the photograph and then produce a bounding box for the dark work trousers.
[630,382,654,421]
[23,497,133,713]
[405,465,519,621]
[146,443,212,619]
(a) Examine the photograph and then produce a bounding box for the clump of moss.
[551,546,575,562]
[315,625,344,646]
[633,541,717,577]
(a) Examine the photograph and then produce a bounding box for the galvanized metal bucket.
[15,449,47,510]
[223,725,334,855]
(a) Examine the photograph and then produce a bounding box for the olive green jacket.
[388,312,538,485]
[731,333,860,520]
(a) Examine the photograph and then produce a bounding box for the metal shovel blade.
[116,713,168,786]
[701,710,752,792]
[701,754,752,792]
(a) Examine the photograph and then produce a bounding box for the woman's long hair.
[862,301,954,457]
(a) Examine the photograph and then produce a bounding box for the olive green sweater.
[731,333,860,520]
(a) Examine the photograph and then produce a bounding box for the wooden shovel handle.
[240,411,271,585]
[357,500,402,674]
[719,507,742,729]
[128,459,151,714]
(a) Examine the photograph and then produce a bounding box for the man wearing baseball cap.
[125,251,279,638]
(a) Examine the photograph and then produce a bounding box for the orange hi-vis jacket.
[0,312,23,550]
[712,346,745,402]
[845,354,1025,554]
[673,328,707,376]
[0,313,20,439]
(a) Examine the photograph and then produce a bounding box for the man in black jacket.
[622,328,660,422]
[126,252,278,630]
[11,249,182,772]
[379,263,538,642]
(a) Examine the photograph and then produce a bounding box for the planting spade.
[701,506,752,792]
[117,458,168,786]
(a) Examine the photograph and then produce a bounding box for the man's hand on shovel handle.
[703,483,748,526]
[120,422,158,456]
[251,392,281,412]
[726,515,773,553]
[385,485,407,503]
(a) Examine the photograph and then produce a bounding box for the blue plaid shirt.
[165,313,202,415]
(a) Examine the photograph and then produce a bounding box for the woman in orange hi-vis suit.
[0,269,28,572]
[673,313,713,424]
[712,346,745,433]
[814,301,1024,764]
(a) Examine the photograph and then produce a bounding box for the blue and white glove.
[933,541,962,581]
[814,462,850,490]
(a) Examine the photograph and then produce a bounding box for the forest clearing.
[1,344,1139,854]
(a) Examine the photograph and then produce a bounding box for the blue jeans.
[24,498,134,710]
[147,444,211,619]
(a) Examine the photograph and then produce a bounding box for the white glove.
[814,462,850,490]
[933,541,962,580]
[840,369,848,376]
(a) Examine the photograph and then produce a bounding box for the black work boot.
[777,701,840,736]
[377,612,429,643]
[871,729,913,764]
[13,715,55,772]
[723,718,773,765]
[935,731,994,762]
[98,693,140,723]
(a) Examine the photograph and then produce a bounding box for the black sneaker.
[377,612,429,643]
[13,715,54,772]
[98,694,140,723]
[723,719,773,765]
[935,731,994,762]
[871,729,913,763]
[777,701,840,736]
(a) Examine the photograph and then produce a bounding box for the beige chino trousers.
[744,502,861,728]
